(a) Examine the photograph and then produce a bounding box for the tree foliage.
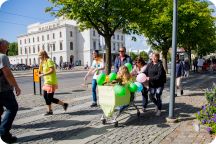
[8,42,18,56]
[139,51,149,62]
[46,0,145,74]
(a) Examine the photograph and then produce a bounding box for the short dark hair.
[93,50,99,54]
[135,56,146,66]
[0,39,9,47]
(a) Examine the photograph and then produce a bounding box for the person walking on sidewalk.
[114,47,132,73]
[176,54,185,96]
[131,56,148,112]
[0,39,21,143]
[144,53,166,116]
[84,50,105,107]
[38,50,68,115]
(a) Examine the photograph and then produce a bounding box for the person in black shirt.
[144,53,166,116]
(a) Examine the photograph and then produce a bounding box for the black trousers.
[43,91,59,105]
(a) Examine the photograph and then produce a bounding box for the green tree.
[178,0,216,64]
[130,52,138,61]
[46,0,145,74]
[8,42,18,56]
[139,51,149,62]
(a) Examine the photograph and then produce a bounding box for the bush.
[196,84,216,134]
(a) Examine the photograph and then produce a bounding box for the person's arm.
[114,57,119,73]
[40,67,55,77]
[2,66,21,96]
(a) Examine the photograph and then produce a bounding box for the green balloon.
[97,73,106,85]
[109,72,117,81]
[125,63,133,72]
[129,83,138,92]
[114,84,126,97]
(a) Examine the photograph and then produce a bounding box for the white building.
[10,18,125,66]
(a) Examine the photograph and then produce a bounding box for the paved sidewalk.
[9,73,216,144]
[56,89,214,144]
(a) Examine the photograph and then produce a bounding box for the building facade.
[10,18,125,66]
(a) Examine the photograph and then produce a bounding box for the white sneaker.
[155,106,158,112]
[156,110,161,116]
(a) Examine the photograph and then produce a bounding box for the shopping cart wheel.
[137,111,140,117]
[114,121,118,127]
[101,119,106,125]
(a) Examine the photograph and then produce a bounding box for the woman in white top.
[131,56,148,112]
[84,50,105,107]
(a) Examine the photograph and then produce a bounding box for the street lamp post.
[168,0,178,120]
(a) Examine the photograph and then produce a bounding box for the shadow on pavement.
[13,119,90,130]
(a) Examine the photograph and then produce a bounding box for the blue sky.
[0,0,54,42]
[0,0,150,52]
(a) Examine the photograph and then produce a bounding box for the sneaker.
[156,110,161,116]
[44,111,53,116]
[154,106,158,112]
[180,90,184,95]
[63,103,68,111]
[1,133,17,143]
[90,103,97,107]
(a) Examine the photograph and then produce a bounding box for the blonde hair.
[38,50,49,61]
[117,66,131,84]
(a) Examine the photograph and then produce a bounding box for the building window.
[113,43,116,51]
[37,37,39,42]
[117,43,120,49]
[70,31,73,37]
[33,47,35,53]
[33,58,36,65]
[20,40,22,45]
[21,59,23,64]
[33,37,34,43]
[28,38,30,43]
[70,42,73,50]
[47,44,50,52]
[42,35,44,41]
[47,34,49,40]
[117,35,119,40]
[42,45,45,50]
[20,47,22,55]
[93,30,96,36]
[60,42,63,50]
[38,45,40,52]
[93,41,96,50]
[113,34,115,39]
[53,44,55,51]
[24,39,26,44]
[29,58,31,65]
[25,59,27,65]
[29,47,31,54]
[25,48,27,54]
[121,35,124,41]
[53,33,55,39]
[53,57,56,63]
[60,32,62,38]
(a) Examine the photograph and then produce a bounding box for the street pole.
[168,0,178,119]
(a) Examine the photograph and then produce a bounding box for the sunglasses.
[119,50,124,52]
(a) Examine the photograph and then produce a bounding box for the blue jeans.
[92,79,97,103]
[0,90,18,135]
[149,87,164,110]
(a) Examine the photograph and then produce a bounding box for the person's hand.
[15,86,21,96]
[39,74,44,77]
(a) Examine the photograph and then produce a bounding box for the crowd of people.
[0,38,195,143]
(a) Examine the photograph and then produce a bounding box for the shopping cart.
[98,85,140,127]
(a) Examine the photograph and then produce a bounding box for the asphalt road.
[15,71,88,95]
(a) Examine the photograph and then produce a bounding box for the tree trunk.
[104,35,112,74]
[188,49,192,70]
[162,50,168,73]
